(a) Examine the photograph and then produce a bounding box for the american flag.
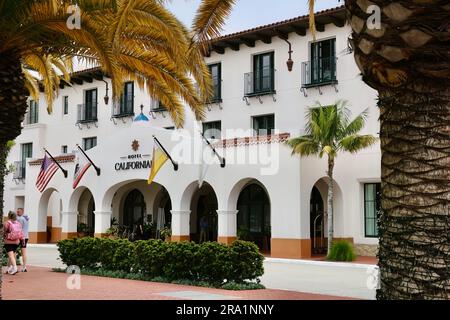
[36,154,59,192]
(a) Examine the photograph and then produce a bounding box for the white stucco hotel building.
[3,6,381,258]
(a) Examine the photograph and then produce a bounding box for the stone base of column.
[94,233,109,238]
[61,232,78,240]
[50,227,62,243]
[171,235,190,242]
[28,232,48,244]
[218,236,237,245]
[271,238,312,259]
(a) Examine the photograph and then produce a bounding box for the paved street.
[4,244,376,300]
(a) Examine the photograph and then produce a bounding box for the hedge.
[57,238,264,285]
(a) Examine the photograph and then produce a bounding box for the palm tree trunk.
[0,51,28,301]
[327,157,335,254]
[377,88,450,300]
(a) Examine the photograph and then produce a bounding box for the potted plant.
[160,227,172,242]
[77,222,88,238]
[105,225,119,239]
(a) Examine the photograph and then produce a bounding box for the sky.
[167,0,342,35]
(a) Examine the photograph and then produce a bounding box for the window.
[202,121,222,140]
[26,100,39,124]
[253,52,274,94]
[208,63,222,102]
[20,143,33,179]
[81,88,97,122]
[253,114,275,136]
[310,38,336,84]
[119,82,134,115]
[83,137,97,151]
[63,96,69,115]
[364,183,381,238]
[61,145,68,154]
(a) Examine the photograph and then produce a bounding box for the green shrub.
[229,241,264,283]
[326,240,356,262]
[57,237,264,285]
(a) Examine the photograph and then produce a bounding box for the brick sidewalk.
[2,266,355,300]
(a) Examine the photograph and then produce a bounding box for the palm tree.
[287,101,377,254]
[0,0,234,299]
[343,1,450,299]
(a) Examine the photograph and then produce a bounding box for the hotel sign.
[114,140,151,171]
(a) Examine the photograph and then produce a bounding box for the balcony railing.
[244,67,276,96]
[301,57,337,88]
[77,103,98,123]
[112,100,134,118]
[13,161,26,180]
[23,110,38,125]
[150,100,167,112]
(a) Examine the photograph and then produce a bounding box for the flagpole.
[200,131,226,168]
[44,148,68,178]
[153,136,178,171]
[76,145,101,176]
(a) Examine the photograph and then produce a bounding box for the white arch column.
[61,211,78,240]
[217,210,238,245]
[170,210,191,242]
[94,211,112,238]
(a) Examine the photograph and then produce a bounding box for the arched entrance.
[123,189,146,237]
[237,183,271,253]
[152,186,172,239]
[190,183,218,243]
[77,188,95,237]
[310,186,326,254]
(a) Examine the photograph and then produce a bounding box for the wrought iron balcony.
[112,100,134,118]
[301,56,338,88]
[150,100,167,112]
[77,103,98,124]
[13,161,26,180]
[244,67,276,97]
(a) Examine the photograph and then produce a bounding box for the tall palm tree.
[343,1,450,299]
[287,101,377,254]
[0,0,234,300]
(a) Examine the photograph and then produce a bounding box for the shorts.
[20,239,29,248]
[4,243,19,253]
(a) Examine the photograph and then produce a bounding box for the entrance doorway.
[77,189,95,237]
[190,183,218,243]
[310,186,325,254]
[123,189,146,238]
[237,183,271,253]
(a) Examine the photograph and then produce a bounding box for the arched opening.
[101,180,173,241]
[123,189,146,229]
[36,188,61,243]
[190,183,218,243]
[310,186,326,254]
[77,188,95,237]
[309,177,344,256]
[237,183,271,253]
[152,186,172,239]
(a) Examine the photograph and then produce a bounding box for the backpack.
[5,220,24,241]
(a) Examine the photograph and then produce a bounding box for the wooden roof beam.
[256,33,272,44]
[241,38,256,48]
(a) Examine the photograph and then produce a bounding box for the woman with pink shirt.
[3,211,24,275]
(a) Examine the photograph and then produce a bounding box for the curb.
[264,257,377,269]
[27,244,58,249]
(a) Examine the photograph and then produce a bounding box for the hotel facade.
[3,7,381,259]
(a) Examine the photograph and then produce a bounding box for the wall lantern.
[102,79,109,105]
[284,39,294,72]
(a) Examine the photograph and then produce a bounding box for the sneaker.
[22,266,27,272]
[8,266,18,275]
[5,266,11,274]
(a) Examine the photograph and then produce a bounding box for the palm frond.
[287,136,320,157]
[192,0,235,49]
[339,135,378,153]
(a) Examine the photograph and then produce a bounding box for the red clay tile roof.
[29,154,76,166]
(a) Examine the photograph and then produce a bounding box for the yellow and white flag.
[148,139,169,185]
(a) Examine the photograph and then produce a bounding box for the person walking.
[3,211,24,275]
[16,208,29,272]
[199,215,209,243]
